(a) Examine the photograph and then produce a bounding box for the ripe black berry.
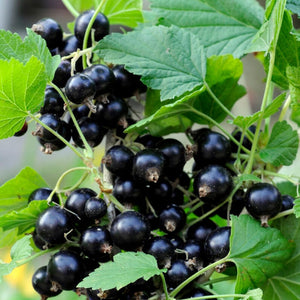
[110,210,150,251]
[80,226,113,262]
[47,250,84,290]
[102,145,134,177]
[186,219,217,244]
[231,125,256,153]
[204,226,231,263]
[32,265,62,298]
[32,18,63,49]
[40,86,64,117]
[132,149,165,183]
[135,134,164,149]
[193,130,231,166]
[281,194,294,211]
[245,183,282,226]
[65,73,96,105]
[75,10,109,43]
[28,187,59,204]
[84,197,107,221]
[35,206,72,245]
[166,259,193,288]
[193,164,233,204]
[143,236,175,268]
[52,60,71,88]
[158,204,186,234]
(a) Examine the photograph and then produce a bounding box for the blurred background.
[0,0,298,299]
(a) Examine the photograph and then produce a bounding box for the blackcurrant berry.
[102,145,134,177]
[165,234,185,250]
[71,117,107,148]
[28,187,59,204]
[32,265,62,298]
[75,10,109,43]
[14,121,28,137]
[110,210,150,251]
[65,73,96,105]
[245,182,282,226]
[47,250,84,290]
[32,18,63,49]
[156,138,186,175]
[132,149,165,183]
[59,35,82,57]
[143,236,175,268]
[204,226,231,263]
[158,204,186,234]
[281,194,294,211]
[84,197,107,221]
[231,125,256,153]
[135,134,164,149]
[32,230,53,250]
[181,239,204,268]
[52,60,72,88]
[193,130,231,166]
[166,259,193,288]
[35,206,73,245]
[186,219,217,244]
[193,164,233,204]
[83,64,115,97]
[40,86,64,117]
[80,226,113,262]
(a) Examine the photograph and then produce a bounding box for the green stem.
[61,0,80,17]
[29,113,83,159]
[279,94,292,121]
[82,0,107,68]
[180,293,250,300]
[264,82,274,136]
[169,257,228,298]
[49,82,94,159]
[160,273,170,300]
[253,169,300,185]
[59,171,90,193]
[269,208,294,221]
[204,81,236,119]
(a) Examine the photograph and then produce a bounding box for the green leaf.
[95,25,206,100]
[126,55,245,135]
[0,200,49,234]
[67,0,94,12]
[287,66,300,126]
[259,121,299,166]
[230,112,261,129]
[263,92,287,118]
[150,0,264,58]
[261,215,300,299]
[0,57,47,139]
[0,167,48,217]
[276,181,298,198]
[79,252,166,290]
[245,288,263,300]
[0,29,60,81]
[247,0,286,53]
[287,0,300,16]
[228,215,294,294]
[101,0,144,28]
[236,174,262,184]
[0,235,33,282]
[294,198,300,218]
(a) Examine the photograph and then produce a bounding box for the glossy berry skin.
[245,183,282,221]
[28,187,59,204]
[65,73,96,104]
[32,266,62,298]
[165,234,184,250]
[35,206,72,245]
[143,236,175,268]
[40,86,64,117]
[204,226,231,263]
[65,188,97,223]
[166,259,193,288]
[193,130,231,166]
[84,197,107,220]
[32,230,53,250]
[281,194,294,211]
[110,210,150,251]
[186,219,217,244]
[92,96,128,128]
[14,121,28,137]
[193,164,233,204]
[156,138,186,175]
[59,35,82,56]
[32,18,63,49]
[112,177,145,205]
[102,145,134,177]
[132,149,165,183]
[52,60,71,88]
[71,117,107,148]
[181,240,204,268]
[135,134,164,149]
[231,125,256,153]
[158,204,186,234]
[75,10,109,43]
[83,64,115,97]
[47,250,84,290]
[80,226,113,262]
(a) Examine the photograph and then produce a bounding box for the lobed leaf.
[0,57,47,139]
[261,215,300,299]
[150,0,264,58]
[0,167,48,217]
[259,121,299,166]
[228,215,294,294]
[79,252,166,290]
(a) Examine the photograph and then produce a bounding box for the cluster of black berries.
[25,11,146,153]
